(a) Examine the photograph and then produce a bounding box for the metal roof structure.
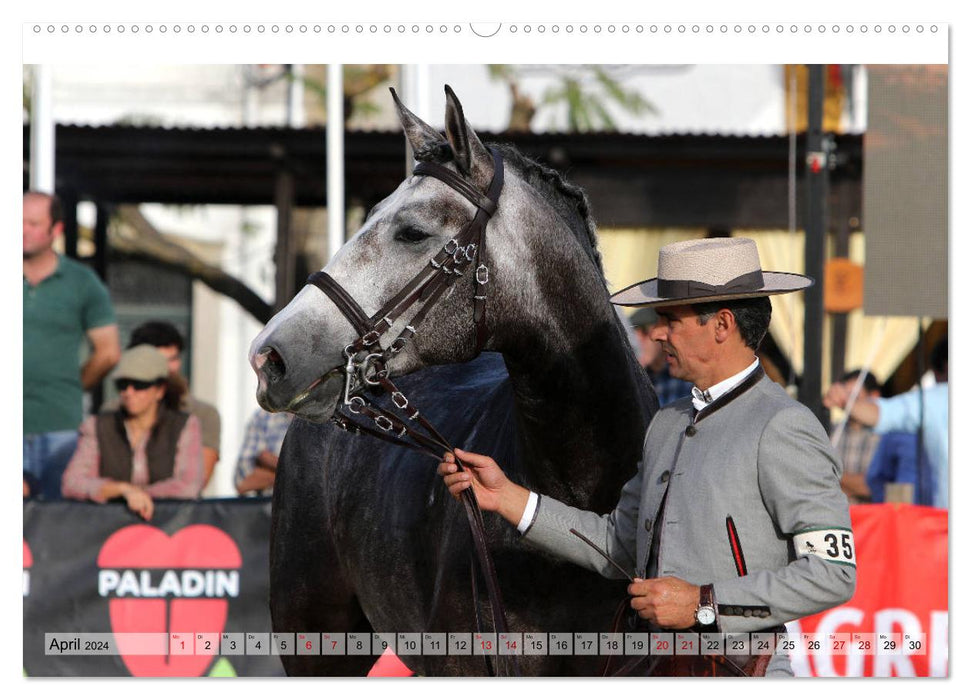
[24,124,864,230]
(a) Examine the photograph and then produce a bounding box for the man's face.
[648,304,719,387]
[634,326,663,369]
[155,345,183,377]
[23,195,59,259]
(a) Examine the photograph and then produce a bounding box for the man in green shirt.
[23,191,120,499]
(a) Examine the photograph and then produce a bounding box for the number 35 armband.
[793,528,857,566]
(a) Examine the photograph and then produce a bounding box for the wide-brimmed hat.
[610,237,813,308]
[113,344,169,383]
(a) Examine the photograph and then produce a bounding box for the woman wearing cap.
[62,344,204,520]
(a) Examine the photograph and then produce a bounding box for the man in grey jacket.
[439,237,856,676]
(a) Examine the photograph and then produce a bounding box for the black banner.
[23,499,284,677]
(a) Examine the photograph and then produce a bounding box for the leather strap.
[307,148,517,676]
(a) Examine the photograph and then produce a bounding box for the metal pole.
[29,64,55,192]
[273,169,296,311]
[799,64,828,424]
[287,64,306,128]
[327,64,345,261]
[400,64,431,176]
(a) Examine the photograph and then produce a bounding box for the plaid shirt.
[646,366,694,407]
[233,409,294,495]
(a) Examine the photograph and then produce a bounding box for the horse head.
[250,86,614,423]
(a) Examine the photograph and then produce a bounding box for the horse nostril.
[260,346,287,384]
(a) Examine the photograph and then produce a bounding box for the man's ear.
[713,308,737,343]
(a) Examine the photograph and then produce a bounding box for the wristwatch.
[694,583,716,628]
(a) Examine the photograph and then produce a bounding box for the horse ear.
[390,87,449,162]
[443,85,493,184]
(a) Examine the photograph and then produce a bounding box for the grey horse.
[250,86,658,676]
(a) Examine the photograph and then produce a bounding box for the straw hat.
[610,237,813,308]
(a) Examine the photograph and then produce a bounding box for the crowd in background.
[23,191,291,520]
[24,190,947,519]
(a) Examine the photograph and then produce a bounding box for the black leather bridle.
[303,148,518,675]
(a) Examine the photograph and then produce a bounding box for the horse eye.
[394,226,430,244]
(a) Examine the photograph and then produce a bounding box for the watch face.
[697,607,716,625]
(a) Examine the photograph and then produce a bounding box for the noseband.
[307,148,503,415]
[303,148,518,676]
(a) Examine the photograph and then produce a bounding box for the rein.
[304,149,519,676]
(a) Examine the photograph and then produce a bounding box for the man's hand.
[823,381,851,410]
[437,449,530,526]
[824,381,880,427]
[628,576,701,629]
[122,486,154,521]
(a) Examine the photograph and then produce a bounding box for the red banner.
[792,504,948,677]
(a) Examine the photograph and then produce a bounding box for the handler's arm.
[440,448,643,580]
[711,406,857,633]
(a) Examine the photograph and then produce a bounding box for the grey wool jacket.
[522,369,856,674]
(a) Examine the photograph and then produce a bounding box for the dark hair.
[930,337,948,376]
[24,190,63,226]
[161,376,186,410]
[841,369,881,394]
[129,321,185,351]
[692,296,772,351]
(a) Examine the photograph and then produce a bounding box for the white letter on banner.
[930,611,948,677]
[874,608,920,677]
[813,607,864,677]
[116,570,140,597]
[785,620,812,677]
[98,570,119,597]
[157,570,181,597]
[182,571,205,597]
[215,571,239,598]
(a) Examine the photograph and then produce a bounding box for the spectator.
[832,369,883,504]
[629,306,692,406]
[126,321,221,489]
[62,345,204,520]
[234,408,294,496]
[825,336,948,509]
[23,191,121,500]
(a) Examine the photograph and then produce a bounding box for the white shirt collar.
[691,358,760,412]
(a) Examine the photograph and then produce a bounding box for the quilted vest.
[95,407,190,484]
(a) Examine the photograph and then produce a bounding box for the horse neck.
[494,254,654,513]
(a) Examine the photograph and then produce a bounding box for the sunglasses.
[114,378,160,392]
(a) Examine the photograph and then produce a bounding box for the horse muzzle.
[250,343,344,422]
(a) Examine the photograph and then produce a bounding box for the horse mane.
[415,140,606,286]
[488,143,607,286]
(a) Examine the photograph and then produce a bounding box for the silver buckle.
[475,265,489,285]
[361,329,381,347]
[392,391,409,409]
[361,353,387,386]
[443,239,459,255]
[374,415,394,432]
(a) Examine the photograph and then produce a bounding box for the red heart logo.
[97,524,242,677]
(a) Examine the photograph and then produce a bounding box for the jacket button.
[685,425,697,437]
[643,518,652,532]
[660,470,670,483]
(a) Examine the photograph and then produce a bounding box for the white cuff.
[516,491,539,534]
